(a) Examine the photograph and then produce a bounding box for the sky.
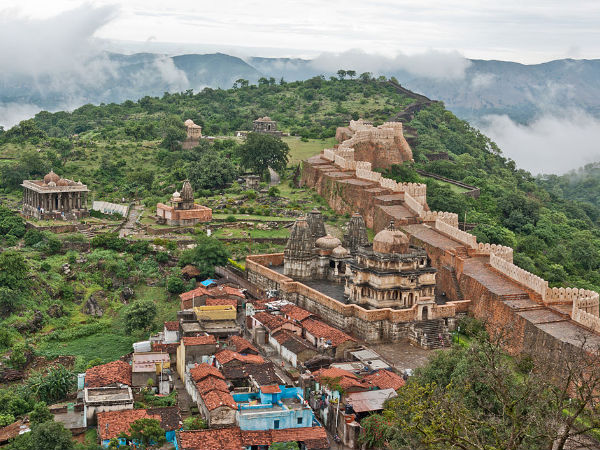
[2,0,600,63]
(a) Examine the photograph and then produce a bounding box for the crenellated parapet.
[476,243,514,263]
[422,211,459,227]
[434,220,477,249]
[490,253,548,301]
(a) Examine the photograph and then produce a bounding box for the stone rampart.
[545,287,599,306]
[323,149,335,161]
[572,298,600,333]
[490,253,548,300]
[476,243,514,263]
[434,220,477,248]
[403,193,424,217]
[422,211,459,227]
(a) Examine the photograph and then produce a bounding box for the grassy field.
[283,136,337,165]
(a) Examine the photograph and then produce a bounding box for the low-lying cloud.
[310,49,471,80]
[480,111,600,175]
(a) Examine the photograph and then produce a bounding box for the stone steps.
[410,319,451,349]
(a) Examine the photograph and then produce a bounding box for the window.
[297,417,303,425]
[274,420,280,429]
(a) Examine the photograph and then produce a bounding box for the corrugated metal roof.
[346,388,397,413]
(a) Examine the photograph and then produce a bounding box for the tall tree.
[236,132,289,179]
[179,235,230,278]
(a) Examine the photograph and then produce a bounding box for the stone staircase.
[409,319,451,349]
[454,246,469,258]
[78,228,96,239]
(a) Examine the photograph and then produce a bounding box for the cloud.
[0,103,43,129]
[471,73,496,89]
[480,110,600,175]
[310,48,471,80]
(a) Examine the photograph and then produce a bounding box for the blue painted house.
[97,406,182,448]
[233,385,316,431]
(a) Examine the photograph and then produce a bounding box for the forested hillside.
[537,162,600,208]
[0,76,598,293]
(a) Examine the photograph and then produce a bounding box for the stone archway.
[422,306,429,320]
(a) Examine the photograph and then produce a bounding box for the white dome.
[48,181,56,187]
[173,190,181,198]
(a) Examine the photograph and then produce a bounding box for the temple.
[253,117,282,137]
[156,180,212,226]
[21,170,89,220]
[183,119,202,149]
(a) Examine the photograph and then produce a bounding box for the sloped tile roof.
[364,369,405,391]
[164,321,179,331]
[209,285,245,298]
[313,367,368,391]
[280,303,314,322]
[252,311,290,331]
[179,428,243,450]
[197,378,229,395]
[85,360,131,388]
[201,389,237,411]
[183,335,216,346]
[260,385,281,394]
[206,298,238,308]
[97,407,181,440]
[302,318,356,346]
[179,427,329,450]
[151,342,179,354]
[189,363,225,382]
[179,286,211,302]
[227,335,258,354]
[215,349,264,366]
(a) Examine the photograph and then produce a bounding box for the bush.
[167,276,186,294]
[124,300,157,334]
[242,190,257,200]
[156,251,169,263]
[268,186,280,197]
[40,262,51,272]
[225,215,237,223]
[183,416,207,430]
[0,413,15,427]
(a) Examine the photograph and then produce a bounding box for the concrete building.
[234,385,314,431]
[83,386,134,426]
[131,352,171,390]
[156,180,212,226]
[176,335,218,382]
[21,170,89,220]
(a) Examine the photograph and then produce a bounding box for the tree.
[29,402,53,425]
[166,275,186,294]
[183,416,207,430]
[8,421,74,450]
[125,418,165,449]
[187,149,238,190]
[359,324,600,450]
[124,300,157,334]
[161,116,187,151]
[236,133,289,179]
[336,69,347,80]
[346,70,356,79]
[0,251,29,291]
[179,235,230,278]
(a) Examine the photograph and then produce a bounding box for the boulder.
[83,291,104,317]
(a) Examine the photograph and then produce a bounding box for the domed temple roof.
[316,234,342,250]
[44,170,60,185]
[332,245,350,258]
[56,178,70,186]
[373,220,409,254]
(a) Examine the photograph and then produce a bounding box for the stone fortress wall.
[298,119,600,351]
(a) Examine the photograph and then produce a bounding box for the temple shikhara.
[21,170,89,220]
[182,119,202,149]
[156,180,212,226]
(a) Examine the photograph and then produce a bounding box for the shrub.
[226,215,236,223]
[242,190,257,200]
[167,276,186,294]
[0,413,15,427]
[183,416,207,430]
[268,186,280,197]
[40,262,51,272]
[156,251,169,263]
[124,300,157,334]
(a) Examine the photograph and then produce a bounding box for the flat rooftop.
[85,387,133,403]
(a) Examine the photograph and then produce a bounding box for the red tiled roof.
[85,360,131,388]
[183,335,216,346]
[189,363,225,382]
[302,318,355,346]
[227,335,258,354]
[280,303,314,322]
[179,286,210,302]
[215,349,265,366]
[209,285,244,298]
[97,407,181,440]
[313,367,368,391]
[152,342,179,354]
[364,369,405,391]
[247,299,269,311]
[260,385,281,394]
[164,321,179,331]
[197,378,229,395]
[206,298,238,308]
[179,428,243,450]
[201,389,237,411]
[272,330,294,344]
[179,427,329,450]
[252,311,290,331]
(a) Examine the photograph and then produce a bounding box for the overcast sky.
[2,0,600,63]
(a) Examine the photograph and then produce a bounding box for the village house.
[83,360,132,389]
[250,311,302,346]
[227,335,259,355]
[177,426,329,450]
[179,284,245,310]
[176,335,218,381]
[83,387,134,427]
[191,365,237,428]
[273,330,319,368]
[301,318,356,359]
[131,352,171,393]
[234,385,315,431]
[96,406,181,448]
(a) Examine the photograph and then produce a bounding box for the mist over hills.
[1,51,599,174]
[2,51,600,127]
